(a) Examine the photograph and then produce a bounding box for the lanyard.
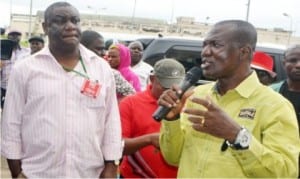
[62,56,89,79]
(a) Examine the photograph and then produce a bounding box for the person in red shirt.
[119,58,185,178]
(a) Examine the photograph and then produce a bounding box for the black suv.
[138,37,286,83]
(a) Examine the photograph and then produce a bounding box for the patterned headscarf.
[110,44,141,92]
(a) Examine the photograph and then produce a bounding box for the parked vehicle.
[138,37,286,83]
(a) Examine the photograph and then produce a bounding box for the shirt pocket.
[80,94,105,108]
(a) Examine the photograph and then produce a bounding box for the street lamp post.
[87,6,107,28]
[205,16,210,25]
[283,12,293,45]
[245,0,251,22]
[170,0,174,24]
[131,0,137,32]
[10,0,13,27]
[28,0,33,38]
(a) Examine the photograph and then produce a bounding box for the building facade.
[7,11,300,46]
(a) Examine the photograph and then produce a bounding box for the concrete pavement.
[1,109,11,178]
[1,156,11,178]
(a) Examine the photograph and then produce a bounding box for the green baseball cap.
[153,58,185,88]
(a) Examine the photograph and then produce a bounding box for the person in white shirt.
[1,2,122,178]
[129,41,153,91]
[0,30,30,109]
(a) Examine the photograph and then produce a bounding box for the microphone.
[152,66,202,121]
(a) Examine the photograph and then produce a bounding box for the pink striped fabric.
[1,45,122,178]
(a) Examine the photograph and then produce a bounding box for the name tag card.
[81,79,101,98]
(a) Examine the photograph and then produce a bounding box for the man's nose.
[64,20,77,29]
[201,45,211,57]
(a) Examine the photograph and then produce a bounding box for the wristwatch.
[104,160,120,166]
[228,127,251,150]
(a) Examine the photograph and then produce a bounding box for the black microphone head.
[185,66,202,84]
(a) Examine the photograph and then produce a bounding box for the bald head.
[128,41,144,51]
[81,30,104,47]
[284,44,300,58]
[44,2,76,24]
[128,41,144,66]
[215,20,257,51]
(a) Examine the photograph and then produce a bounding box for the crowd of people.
[0,1,299,178]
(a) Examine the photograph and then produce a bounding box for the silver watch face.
[240,133,251,147]
[236,128,251,148]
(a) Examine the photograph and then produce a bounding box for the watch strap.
[221,127,250,151]
[104,160,120,166]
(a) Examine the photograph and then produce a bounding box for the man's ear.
[240,45,252,55]
[149,75,155,84]
[239,45,252,60]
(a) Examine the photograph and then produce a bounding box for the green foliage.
[20,40,29,47]
[0,35,29,47]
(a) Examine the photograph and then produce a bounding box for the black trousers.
[1,88,6,109]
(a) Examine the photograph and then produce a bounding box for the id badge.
[80,79,101,98]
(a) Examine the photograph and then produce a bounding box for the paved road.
[1,157,11,178]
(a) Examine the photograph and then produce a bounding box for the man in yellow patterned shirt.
[158,20,300,178]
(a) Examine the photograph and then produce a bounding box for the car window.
[266,52,286,81]
[165,45,201,71]
[142,38,286,83]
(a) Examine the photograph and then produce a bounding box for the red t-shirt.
[119,85,178,178]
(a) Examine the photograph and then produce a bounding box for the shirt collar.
[36,44,99,63]
[133,60,143,68]
[212,72,261,98]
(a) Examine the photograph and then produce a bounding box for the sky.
[1,0,299,36]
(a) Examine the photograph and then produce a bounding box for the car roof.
[139,37,202,57]
[256,44,286,54]
[139,37,286,57]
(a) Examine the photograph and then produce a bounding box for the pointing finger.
[190,96,214,109]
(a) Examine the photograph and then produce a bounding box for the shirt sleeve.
[159,119,185,166]
[101,70,123,161]
[113,70,135,96]
[1,64,25,159]
[231,99,299,177]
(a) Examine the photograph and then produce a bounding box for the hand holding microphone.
[156,86,194,121]
[153,66,202,121]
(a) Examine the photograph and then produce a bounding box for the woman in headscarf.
[108,44,141,92]
[80,30,136,102]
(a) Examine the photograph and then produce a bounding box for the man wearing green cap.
[28,36,45,54]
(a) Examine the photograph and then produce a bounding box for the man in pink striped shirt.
[1,2,122,178]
